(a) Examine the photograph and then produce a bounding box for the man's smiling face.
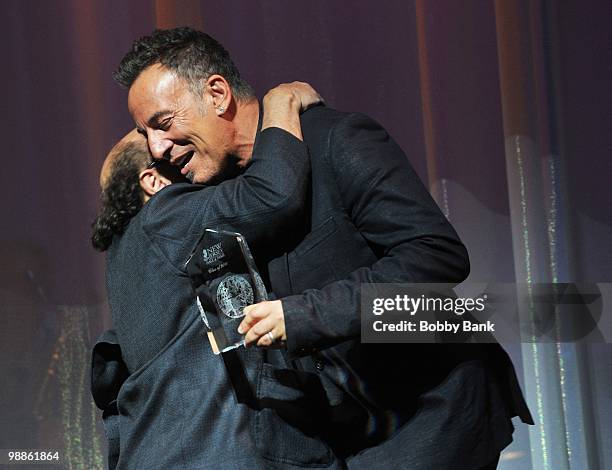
[128,64,234,184]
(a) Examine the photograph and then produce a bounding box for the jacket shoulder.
[300,106,385,142]
[301,105,351,135]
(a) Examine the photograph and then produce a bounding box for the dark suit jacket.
[93,108,532,470]
[266,106,533,468]
[92,128,350,469]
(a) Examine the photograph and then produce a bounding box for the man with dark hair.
[92,129,186,252]
[103,27,532,469]
[91,83,328,469]
[114,27,254,103]
[116,27,259,185]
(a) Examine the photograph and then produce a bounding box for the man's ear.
[139,168,172,199]
[205,74,232,115]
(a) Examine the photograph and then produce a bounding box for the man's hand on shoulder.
[262,82,323,140]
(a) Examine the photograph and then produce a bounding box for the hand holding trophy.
[186,228,268,354]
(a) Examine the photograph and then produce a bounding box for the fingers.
[238,303,267,334]
[255,327,283,347]
[266,82,323,112]
[239,300,286,348]
[289,81,322,111]
[243,315,278,346]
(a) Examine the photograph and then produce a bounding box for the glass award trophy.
[186,228,268,354]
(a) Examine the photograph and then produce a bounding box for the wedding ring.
[266,331,275,343]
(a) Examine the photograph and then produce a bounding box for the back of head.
[91,132,151,252]
[114,27,253,100]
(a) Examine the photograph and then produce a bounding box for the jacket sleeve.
[144,126,310,262]
[198,126,310,232]
[91,329,129,470]
[281,113,470,358]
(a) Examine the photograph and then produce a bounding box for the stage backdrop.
[0,1,610,469]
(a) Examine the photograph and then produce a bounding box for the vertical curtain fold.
[494,1,599,468]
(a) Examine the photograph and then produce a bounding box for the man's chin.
[191,155,243,185]
[185,170,196,183]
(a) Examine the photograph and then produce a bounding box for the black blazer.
[92,128,353,469]
[267,106,533,468]
[93,108,532,469]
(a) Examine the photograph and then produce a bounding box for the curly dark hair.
[114,27,253,100]
[91,141,150,252]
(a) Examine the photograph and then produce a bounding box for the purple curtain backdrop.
[0,1,610,469]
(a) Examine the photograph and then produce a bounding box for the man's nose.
[148,134,173,160]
